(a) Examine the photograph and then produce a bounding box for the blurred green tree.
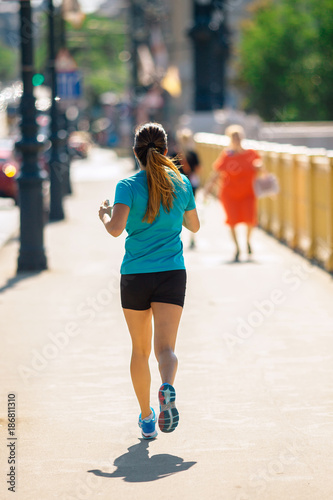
[238,0,333,121]
[66,14,129,104]
[0,41,19,82]
[34,13,128,106]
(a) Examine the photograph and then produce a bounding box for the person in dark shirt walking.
[176,128,202,248]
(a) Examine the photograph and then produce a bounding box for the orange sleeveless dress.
[213,148,260,226]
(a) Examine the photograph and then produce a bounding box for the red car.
[0,140,19,203]
[0,139,50,221]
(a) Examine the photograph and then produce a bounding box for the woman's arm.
[183,208,200,233]
[203,150,227,194]
[204,171,220,195]
[253,158,264,170]
[99,202,130,237]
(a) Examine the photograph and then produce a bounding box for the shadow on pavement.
[0,270,43,294]
[88,438,196,483]
[224,257,261,265]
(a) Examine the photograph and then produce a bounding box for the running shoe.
[158,383,179,433]
[138,408,158,439]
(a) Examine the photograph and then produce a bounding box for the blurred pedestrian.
[205,125,262,261]
[99,122,200,439]
[176,128,202,249]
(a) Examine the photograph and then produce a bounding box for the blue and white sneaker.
[158,383,179,433]
[138,408,158,439]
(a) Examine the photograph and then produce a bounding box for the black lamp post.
[57,7,72,196]
[129,0,146,169]
[129,0,143,131]
[48,0,65,221]
[16,0,47,272]
[189,0,229,111]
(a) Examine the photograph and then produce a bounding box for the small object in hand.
[253,173,279,198]
[99,199,113,221]
[103,199,114,210]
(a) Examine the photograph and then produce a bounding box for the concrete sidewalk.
[0,198,19,249]
[1,149,333,500]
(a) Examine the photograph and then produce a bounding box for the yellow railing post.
[294,153,314,258]
[328,153,333,272]
[312,154,333,271]
[269,151,284,240]
[280,150,297,248]
[257,149,272,232]
[194,133,225,185]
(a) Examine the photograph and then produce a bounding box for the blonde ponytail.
[144,148,184,224]
[134,122,185,224]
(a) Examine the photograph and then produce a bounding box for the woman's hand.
[204,171,219,198]
[99,200,112,221]
[253,159,267,175]
[99,203,130,238]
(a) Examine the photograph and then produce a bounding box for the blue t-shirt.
[113,169,196,274]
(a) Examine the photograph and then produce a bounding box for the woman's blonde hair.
[134,122,184,224]
[225,124,245,141]
[176,128,194,151]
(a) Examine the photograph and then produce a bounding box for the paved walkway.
[1,148,333,500]
[0,198,19,248]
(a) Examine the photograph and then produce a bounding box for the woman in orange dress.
[205,125,262,261]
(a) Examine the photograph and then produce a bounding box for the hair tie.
[147,142,156,149]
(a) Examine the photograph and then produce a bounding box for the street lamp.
[129,0,145,131]
[16,0,47,271]
[48,0,65,221]
[188,0,229,111]
[57,4,73,196]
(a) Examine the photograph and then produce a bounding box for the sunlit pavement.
[0,198,19,248]
[1,148,333,500]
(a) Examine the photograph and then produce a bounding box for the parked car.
[0,139,50,222]
[0,139,19,203]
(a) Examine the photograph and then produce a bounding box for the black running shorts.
[120,270,187,310]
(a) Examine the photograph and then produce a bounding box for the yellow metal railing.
[194,133,333,272]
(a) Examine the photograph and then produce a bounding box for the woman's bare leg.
[122,308,153,419]
[151,302,183,385]
[230,225,240,260]
[247,225,253,253]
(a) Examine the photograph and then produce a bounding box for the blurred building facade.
[165,0,193,117]
[165,0,230,116]
[163,0,266,137]
[0,1,18,47]
[54,0,257,138]
[159,1,256,128]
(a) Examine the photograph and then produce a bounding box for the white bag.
[253,173,279,198]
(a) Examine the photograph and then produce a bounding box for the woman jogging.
[99,122,200,439]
